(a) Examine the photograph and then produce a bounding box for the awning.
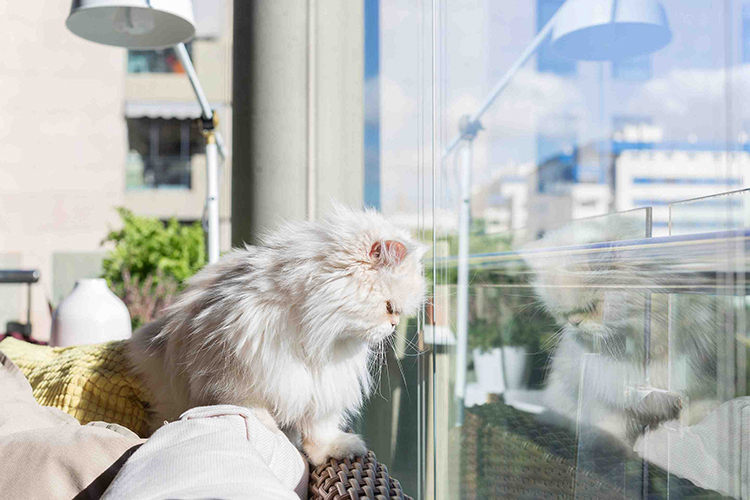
[124,101,224,120]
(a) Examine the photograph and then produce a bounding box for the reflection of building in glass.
[529,136,613,235]
[471,165,533,234]
[531,134,748,237]
[473,121,749,238]
[615,144,748,235]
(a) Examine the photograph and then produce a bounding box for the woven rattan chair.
[310,452,411,500]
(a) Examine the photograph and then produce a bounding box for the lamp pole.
[64,1,228,264]
[174,43,227,264]
[448,7,565,427]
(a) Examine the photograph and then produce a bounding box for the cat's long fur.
[524,218,719,444]
[127,206,426,464]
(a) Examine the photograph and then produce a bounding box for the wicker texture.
[0,337,152,436]
[310,451,412,500]
[463,401,723,499]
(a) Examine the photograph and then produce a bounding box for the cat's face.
[360,239,426,343]
[296,208,426,351]
[533,266,645,343]
[523,218,648,346]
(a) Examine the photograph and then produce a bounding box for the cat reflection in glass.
[524,218,719,445]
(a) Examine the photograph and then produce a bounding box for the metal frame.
[173,42,227,264]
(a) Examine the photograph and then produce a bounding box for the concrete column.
[232,0,364,246]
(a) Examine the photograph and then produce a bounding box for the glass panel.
[403,0,750,497]
[362,2,434,498]
[670,188,750,235]
[453,210,651,497]
[635,189,750,498]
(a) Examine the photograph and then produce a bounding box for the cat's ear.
[370,240,407,267]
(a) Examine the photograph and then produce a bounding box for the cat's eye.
[386,301,394,314]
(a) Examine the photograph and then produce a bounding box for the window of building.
[536,0,576,75]
[127,42,194,74]
[125,118,204,190]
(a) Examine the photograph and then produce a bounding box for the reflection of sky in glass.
[378,1,749,230]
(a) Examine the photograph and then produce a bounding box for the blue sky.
[376,0,750,217]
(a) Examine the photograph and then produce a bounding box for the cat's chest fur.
[249,336,371,426]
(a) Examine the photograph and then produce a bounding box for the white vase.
[501,346,530,391]
[472,346,531,397]
[473,347,506,394]
[51,279,132,347]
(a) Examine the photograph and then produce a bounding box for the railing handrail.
[427,228,750,266]
[0,270,40,284]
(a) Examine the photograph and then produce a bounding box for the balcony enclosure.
[5,0,750,498]
[359,0,750,498]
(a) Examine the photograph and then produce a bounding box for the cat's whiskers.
[391,330,426,357]
[385,333,412,402]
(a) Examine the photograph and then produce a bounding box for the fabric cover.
[0,347,308,499]
[0,348,144,499]
[0,337,152,436]
[102,405,309,500]
[635,398,750,499]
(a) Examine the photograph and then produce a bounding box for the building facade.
[0,0,232,340]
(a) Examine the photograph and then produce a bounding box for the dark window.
[126,118,204,190]
[128,42,194,74]
[537,0,576,75]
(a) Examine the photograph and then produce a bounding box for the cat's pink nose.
[568,315,583,326]
[390,316,400,327]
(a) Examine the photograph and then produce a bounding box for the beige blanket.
[0,349,144,499]
[0,349,309,499]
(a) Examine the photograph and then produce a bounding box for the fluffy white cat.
[523,217,719,445]
[127,206,426,465]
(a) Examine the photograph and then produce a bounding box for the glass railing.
[373,0,750,497]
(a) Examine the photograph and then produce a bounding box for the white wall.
[0,1,127,339]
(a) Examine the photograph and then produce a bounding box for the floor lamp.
[445,0,672,425]
[66,0,226,264]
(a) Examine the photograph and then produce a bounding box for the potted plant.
[101,208,206,329]
[469,271,555,393]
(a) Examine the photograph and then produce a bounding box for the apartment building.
[0,0,231,340]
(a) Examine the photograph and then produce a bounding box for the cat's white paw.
[304,432,367,466]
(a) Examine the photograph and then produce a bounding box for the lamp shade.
[550,0,671,61]
[66,0,195,49]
